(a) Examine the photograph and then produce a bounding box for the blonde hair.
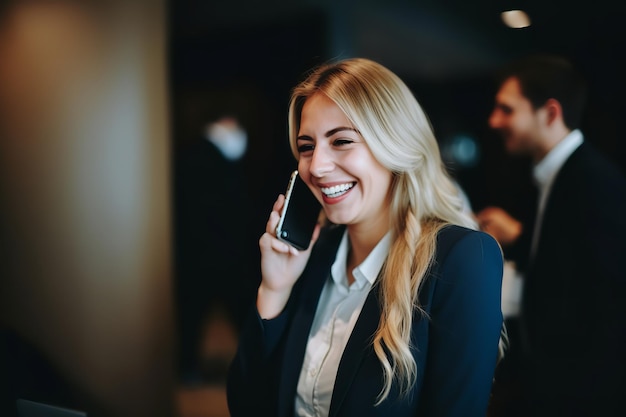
[288,58,477,402]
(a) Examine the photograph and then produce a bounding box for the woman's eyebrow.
[296,126,359,141]
[325,127,359,137]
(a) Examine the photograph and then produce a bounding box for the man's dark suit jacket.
[517,142,626,416]
[174,138,258,376]
[227,224,504,417]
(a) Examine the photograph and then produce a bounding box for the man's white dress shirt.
[530,129,583,259]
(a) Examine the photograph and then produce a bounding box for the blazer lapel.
[277,225,344,417]
[277,272,325,417]
[328,283,382,417]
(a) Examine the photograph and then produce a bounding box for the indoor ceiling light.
[501,10,531,28]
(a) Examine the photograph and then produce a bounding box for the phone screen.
[275,170,321,250]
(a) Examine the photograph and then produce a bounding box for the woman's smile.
[320,181,355,201]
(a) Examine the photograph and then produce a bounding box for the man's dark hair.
[495,54,588,130]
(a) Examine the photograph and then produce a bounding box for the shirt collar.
[330,230,392,291]
[533,129,583,189]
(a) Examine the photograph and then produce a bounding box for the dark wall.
[167,1,626,268]
[168,8,330,235]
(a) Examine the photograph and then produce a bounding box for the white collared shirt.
[295,230,391,417]
[530,129,584,258]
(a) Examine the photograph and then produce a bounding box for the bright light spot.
[501,10,531,29]
[443,134,480,168]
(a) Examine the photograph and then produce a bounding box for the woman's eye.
[334,139,353,146]
[297,144,314,153]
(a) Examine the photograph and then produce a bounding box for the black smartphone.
[275,170,321,250]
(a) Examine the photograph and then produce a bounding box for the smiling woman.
[227,57,504,417]
[296,93,393,231]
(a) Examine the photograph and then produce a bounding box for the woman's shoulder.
[436,224,502,263]
[437,223,473,240]
[420,224,503,323]
[428,224,503,303]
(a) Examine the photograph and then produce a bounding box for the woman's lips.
[320,182,355,204]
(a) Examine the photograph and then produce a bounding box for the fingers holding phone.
[257,171,322,318]
[275,170,321,250]
[262,194,297,255]
[260,171,321,274]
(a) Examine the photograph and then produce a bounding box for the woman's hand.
[257,194,320,319]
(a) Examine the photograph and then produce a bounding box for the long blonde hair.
[288,58,477,402]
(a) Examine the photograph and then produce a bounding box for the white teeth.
[321,182,354,198]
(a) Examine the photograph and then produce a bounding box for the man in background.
[477,54,626,416]
[174,115,258,385]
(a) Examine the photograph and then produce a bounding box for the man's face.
[489,77,544,156]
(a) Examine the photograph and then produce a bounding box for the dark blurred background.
[169,0,626,221]
[1,1,625,416]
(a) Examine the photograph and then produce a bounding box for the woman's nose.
[309,146,334,177]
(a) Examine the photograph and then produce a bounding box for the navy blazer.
[227,224,503,417]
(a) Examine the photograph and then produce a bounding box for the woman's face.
[296,93,393,230]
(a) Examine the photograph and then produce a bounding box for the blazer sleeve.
[226,305,290,417]
[226,225,343,417]
[417,230,504,416]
